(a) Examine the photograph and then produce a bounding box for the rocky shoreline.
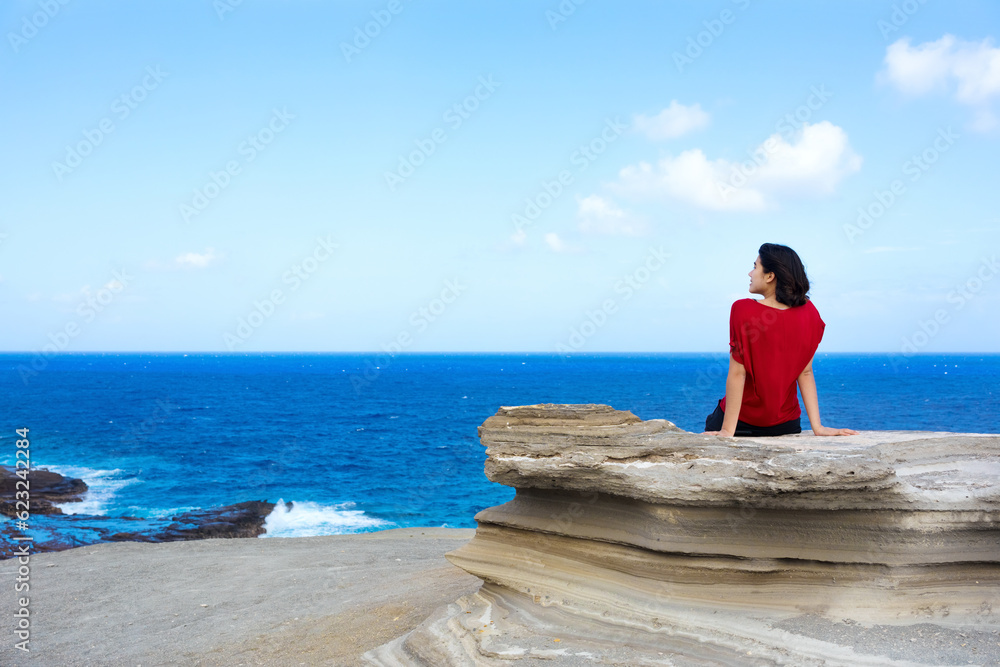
[0,465,276,559]
[0,465,88,517]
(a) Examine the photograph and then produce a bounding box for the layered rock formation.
[366,404,1000,666]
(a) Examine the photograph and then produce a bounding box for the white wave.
[42,466,140,516]
[261,499,392,538]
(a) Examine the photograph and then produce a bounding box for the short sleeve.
[729,301,745,365]
[799,299,825,356]
[812,305,826,352]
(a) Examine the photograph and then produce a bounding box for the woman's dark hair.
[758,243,810,307]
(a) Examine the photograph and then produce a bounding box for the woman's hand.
[702,430,735,437]
[812,425,859,436]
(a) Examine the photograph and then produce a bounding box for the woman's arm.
[720,355,746,436]
[705,354,746,437]
[797,357,859,436]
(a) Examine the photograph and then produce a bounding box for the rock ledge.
[366,404,1000,666]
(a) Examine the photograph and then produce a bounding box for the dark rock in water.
[108,500,277,543]
[0,466,88,517]
[0,463,276,558]
[0,466,88,499]
[0,498,64,516]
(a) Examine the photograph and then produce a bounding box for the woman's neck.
[759,291,783,308]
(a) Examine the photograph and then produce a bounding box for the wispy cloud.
[881,34,1000,130]
[632,101,709,141]
[544,232,567,253]
[175,248,218,269]
[576,195,648,236]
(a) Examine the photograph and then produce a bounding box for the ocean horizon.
[2,352,998,553]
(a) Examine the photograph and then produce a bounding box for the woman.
[703,243,858,437]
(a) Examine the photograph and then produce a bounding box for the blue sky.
[1,0,998,353]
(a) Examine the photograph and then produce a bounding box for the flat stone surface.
[0,527,479,666]
[482,404,1000,511]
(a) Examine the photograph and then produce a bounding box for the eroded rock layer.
[366,404,1000,666]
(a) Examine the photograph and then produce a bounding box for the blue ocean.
[1,353,997,553]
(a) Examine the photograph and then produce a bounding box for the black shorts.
[704,399,801,436]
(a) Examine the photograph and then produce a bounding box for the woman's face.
[748,255,772,295]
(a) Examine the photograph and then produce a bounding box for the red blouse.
[719,298,825,427]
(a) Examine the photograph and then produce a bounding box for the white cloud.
[576,195,648,236]
[610,121,862,212]
[510,229,527,246]
[175,248,217,269]
[882,35,1000,130]
[632,101,709,140]
[544,232,567,253]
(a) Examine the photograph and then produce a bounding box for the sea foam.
[43,466,139,516]
[261,498,391,538]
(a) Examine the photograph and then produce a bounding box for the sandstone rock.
[366,404,1000,666]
